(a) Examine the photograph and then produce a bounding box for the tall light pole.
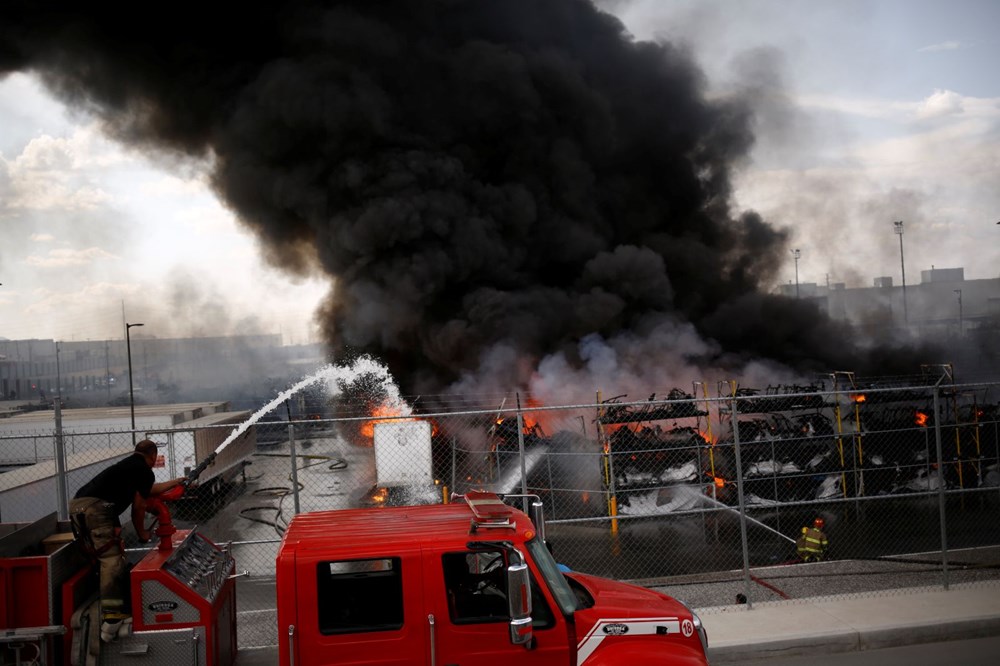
[954,289,963,337]
[893,221,908,325]
[125,322,144,445]
[791,249,801,298]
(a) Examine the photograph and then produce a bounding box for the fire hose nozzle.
[183,452,218,487]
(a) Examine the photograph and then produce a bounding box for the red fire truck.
[1,492,708,665]
[276,491,709,665]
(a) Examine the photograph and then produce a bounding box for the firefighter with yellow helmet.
[796,517,829,562]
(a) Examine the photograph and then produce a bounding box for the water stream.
[211,355,409,457]
[698,489,797,544]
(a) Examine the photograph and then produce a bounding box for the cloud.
[2,126,127,211]
[24,282,138,314]
[138,173,210,198]
[918,41,964,53]
[795,89,1000,126]
[30,233,55,242]
[795,93,913,121]
[10,182,113,210]
[734,82,1000,286]
[23,247,118,268]
[916,89,966,119]
[15,134,74,171]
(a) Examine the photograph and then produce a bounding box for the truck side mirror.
[506,560,533,647]
[528,500,546,543]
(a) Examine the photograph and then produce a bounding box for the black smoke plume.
[0,0,934,397]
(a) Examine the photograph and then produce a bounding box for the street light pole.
[125,322,144,445]
[954,290,963,337]
[894,221,908,325]
[791,249,801,298]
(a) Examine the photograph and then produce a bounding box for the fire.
[697,430,715,445]
[713,477,726,489]
[495,413,542,433]
[852,394,867,404]
[605,422,641,434]
[491,396,550,440]
[915,411,929,427]
[360,402,416,439]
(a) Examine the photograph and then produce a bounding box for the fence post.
[167,431,178,479]
[288,422,301,515]
[450,436,457,495]
[731,395,753,609]
[516,403,528,513]
[932,387,950,590]
[546,452,556,521]
[596,392,619,536]
[54,398,69,520]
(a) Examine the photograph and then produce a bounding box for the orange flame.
[495,413,541,433]
[605,422,641,434]
[713,476,726,489]
[492,396,548,437]
[360,402,416,439]
[852,394,867,404]
[520,396,549,433]
[915,411,929,427]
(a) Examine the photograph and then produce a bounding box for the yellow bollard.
[609,494,619,535]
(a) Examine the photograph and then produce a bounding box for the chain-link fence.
[1,377,998,647]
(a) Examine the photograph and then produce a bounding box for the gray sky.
[1,0,998,343]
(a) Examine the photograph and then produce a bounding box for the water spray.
[180,356,404,491]
[699,490,796,544]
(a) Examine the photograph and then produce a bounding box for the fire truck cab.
[276,491,709,665]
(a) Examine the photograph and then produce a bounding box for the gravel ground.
[644,546,1000,610]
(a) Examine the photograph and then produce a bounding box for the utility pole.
[791,249,801,298]
[894,221,908,325]
[105,341,110,403]
[55,341,62,400]
[126,322,144,445]
[954,289,963,337]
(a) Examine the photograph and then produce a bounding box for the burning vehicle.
[709,411,843,504]
[597,390,713,512]
[599,379,1000,516]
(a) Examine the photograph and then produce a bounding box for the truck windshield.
[526,538,579,615]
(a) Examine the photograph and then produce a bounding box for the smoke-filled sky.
[1,0,997,398]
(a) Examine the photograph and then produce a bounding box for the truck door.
[289,548,427,665]
[425,548,571,666]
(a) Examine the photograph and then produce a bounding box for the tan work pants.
[69,497,128,619]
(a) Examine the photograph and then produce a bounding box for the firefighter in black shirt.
[69,440,185,641]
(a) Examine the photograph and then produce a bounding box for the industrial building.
[0,334,323,409]
[779,266,999,337]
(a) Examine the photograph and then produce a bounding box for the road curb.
[707,614,1000,663]
[859,616,1000,651]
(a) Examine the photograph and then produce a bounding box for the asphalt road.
[757,635,1000,666]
